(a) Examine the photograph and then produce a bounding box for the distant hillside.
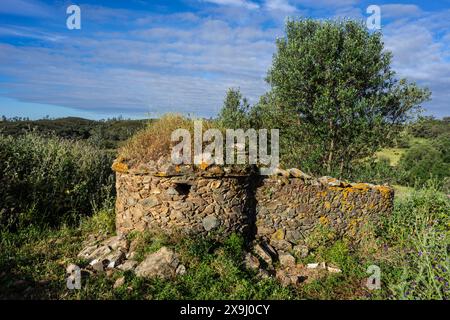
[0,116,149,149]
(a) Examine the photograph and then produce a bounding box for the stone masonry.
[255,173,394,251]
[112,158,394,247]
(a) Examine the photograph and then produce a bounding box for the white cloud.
[0,0,53,18]
[291,0,359,9]
[333,6,362,19]
[0,14,276,117]
[384,20,450,116]
[380,4,422,19]
[0,2,449,118]
[0,25,65,42]
[265,0,297,13]
[202,0,260,10]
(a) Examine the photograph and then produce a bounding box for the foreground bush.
[380,185,450,299]
[0,132,115,229]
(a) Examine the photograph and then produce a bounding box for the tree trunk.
[339,157,345,179]
[327,120,335,174]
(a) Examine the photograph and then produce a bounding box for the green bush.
[409,116,450,139]
[432,133,450,163]
[217,88,250,130]
[0,132,115,229]
[393,131,412,148]
[349,157,402,185]
[397,142,449,192]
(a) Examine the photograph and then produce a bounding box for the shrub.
[0,132,114,229]
[397,142,449,191]
[409,116,450,139]
[379,186,450,299]
[393,131,412,148]
[432,133,450,163]
[349,157,401,185]
[217,88,251,130]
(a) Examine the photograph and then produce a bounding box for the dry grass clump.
[118,114,217,166]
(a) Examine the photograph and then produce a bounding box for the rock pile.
[249,241,342,287]
[77,235,185,280]
[75,234,343,288]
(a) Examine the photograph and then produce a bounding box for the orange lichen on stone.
[348,218,363,236]
[324,201,331,210]
[155,172,167,177]
[316,191,327,198]
[344,203,354,213]
[351,183,370,191]
[112,161,129,173]
[198,161,209,170]
[271,228,285,240]
[208,166,224,175]
[319,216,329,225]
[329,186,352,200]
[374,185,394,199]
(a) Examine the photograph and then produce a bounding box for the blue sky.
[0,0,449,120]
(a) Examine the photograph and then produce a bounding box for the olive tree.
[265,19,430,176]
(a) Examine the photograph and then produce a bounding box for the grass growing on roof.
[118,114,217,167]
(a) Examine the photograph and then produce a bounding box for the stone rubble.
[279,253,296,267]
[117,260,138,272]
[113,276,125,289]
[75,234,344,289]
[254,243,276,266]
[243,252,261,271]
[175,264,187,276]
[134,247,180,279]
[75,235,187,283]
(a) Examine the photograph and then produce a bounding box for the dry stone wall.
[255,175,394,252]
[114,160,253,237]
[112,160,394,245]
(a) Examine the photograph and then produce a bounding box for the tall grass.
[380,183,450,299]
[119,114,220,168]
[0,132,115,229]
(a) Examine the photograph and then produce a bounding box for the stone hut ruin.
[112,155,394,252]
[75,116,396,286]
[113,158,254,237]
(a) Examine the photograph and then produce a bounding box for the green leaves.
[218,88,251,130]
[260,19,431,176]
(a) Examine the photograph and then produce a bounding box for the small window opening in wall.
[174,183,192,195]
